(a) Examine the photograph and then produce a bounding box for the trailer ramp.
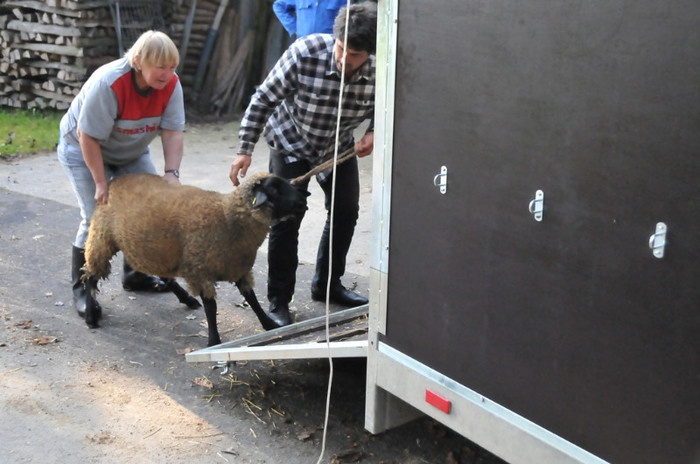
[185,305,368,363]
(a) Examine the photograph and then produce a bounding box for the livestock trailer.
[364,1,700,463]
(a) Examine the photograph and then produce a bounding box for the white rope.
[316,1,352,462]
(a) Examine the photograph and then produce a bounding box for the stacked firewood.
[169,0,218,91]
[169,0,277,117]
[0,0,116,111]
[0,0,280,116]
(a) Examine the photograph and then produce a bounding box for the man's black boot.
[121,259,168,292]
[71,246,101,318]
[311,279,368,307]
[310,238,368,307]
[268,296,292,327]
[311,260,368,307]
[309,210,367,307]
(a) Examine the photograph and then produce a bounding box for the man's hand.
[230,153,252,186]
[354,131,374,158]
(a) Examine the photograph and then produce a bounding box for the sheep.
[83,171,308,346]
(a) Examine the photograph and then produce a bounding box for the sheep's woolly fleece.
[85,172,275,299]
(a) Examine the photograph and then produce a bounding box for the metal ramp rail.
[185,305,368,363]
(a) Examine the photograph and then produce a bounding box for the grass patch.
[0,108,62,159]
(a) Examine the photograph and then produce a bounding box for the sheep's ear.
[252,189,269,208]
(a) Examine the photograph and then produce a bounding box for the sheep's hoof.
[185,297,202,309]
[85,320,100,329]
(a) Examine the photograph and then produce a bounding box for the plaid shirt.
[238,33,375,172]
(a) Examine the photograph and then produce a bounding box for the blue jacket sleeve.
[273,0,297,37]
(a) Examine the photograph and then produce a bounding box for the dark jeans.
[267,149,360,304]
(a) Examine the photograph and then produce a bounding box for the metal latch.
[528,190,544,222]
[649,222,667,259]
[433,166,447,194]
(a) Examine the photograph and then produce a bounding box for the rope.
[316,1,352,462]
[290,147,356,186]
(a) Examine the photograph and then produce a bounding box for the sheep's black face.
[253,176,309,221]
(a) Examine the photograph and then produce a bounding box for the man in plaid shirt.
[229,3,377,326]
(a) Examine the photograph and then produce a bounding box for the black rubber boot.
[71,246,101,318]
[121,259,168,292]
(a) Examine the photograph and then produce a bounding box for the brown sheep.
[83,172,308,346]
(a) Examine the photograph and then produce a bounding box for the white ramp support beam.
[185,305,368,363]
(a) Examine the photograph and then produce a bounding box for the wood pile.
[0,0,282,116]
[0,0,117,111]
[169,0,219,91]
[169,0,279,117]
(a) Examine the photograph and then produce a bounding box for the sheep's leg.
[83,276,101,328]
[163,278,201,309]
[84,231,117,281]
[201,295,221,347]
[235,279,281,331]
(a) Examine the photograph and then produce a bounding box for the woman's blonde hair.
[125,30,179,69]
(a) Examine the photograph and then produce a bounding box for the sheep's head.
[250,174,309,223]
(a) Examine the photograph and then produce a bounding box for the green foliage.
[0,108,62,158]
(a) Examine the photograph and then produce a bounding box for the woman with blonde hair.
[58,30,186,320]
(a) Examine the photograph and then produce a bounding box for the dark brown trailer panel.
[366,1,700,463]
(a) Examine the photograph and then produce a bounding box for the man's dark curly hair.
[332,3,378,55]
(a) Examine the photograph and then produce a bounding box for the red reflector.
[425,389,451,414]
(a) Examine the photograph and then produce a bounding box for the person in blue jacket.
[272,0,347,38]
